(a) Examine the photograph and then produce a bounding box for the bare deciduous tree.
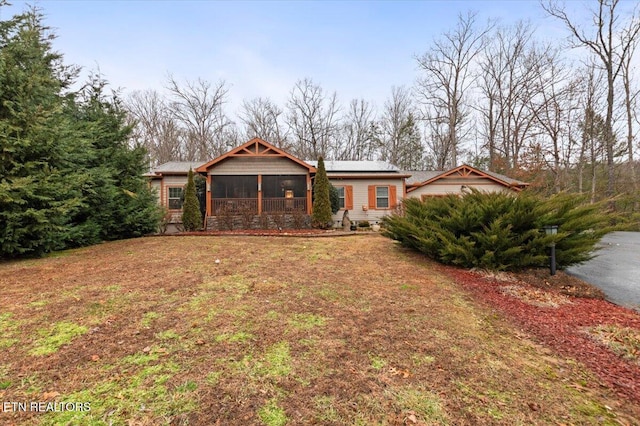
[286,78,340,160]
[338,98,379,161]
[378,86,423,169]
[543,0,640,197]
[126,89,184,166]
[239,97,289,149]
[416,11,492,168]
[167,76,234,160]
[477,21,544,171]
[529,49,579,193]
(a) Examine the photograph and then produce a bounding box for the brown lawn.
[0,234,638,425]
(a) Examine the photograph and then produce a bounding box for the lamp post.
[543,225,558,276]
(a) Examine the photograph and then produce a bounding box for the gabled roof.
[403,170,442,185]
[405,164,529,192]
[151,161,207,174]
[196,138,316,173]
[306,160,399,173]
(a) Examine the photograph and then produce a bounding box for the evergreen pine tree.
[0,7,161,257]
[312,157,332,229]
[0,7,83,256]
[67,73,161,242]
[182,168,203,231]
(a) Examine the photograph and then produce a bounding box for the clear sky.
[1,1,620,115]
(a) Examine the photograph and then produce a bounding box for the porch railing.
[262,197,306,212]
[212,198,258,214]
[211,197,306,215]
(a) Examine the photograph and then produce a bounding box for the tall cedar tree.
[0,7,82,256]
[66,74,161,244]
[312,157,332,228]
[0,7,160,257]
[182,169,203,231]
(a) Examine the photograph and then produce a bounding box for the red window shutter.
[389,185,397,208]
[368,185,376,209]
[345,186,354,210]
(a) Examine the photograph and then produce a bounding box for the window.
[337,187,345,209]
[376,186,389,208]
[334,186,353,210]
[168,187,183,210]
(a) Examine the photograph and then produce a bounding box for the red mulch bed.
[441,266,640,404]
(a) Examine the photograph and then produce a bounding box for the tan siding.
[150,180,162,200]
[328,177,404,225]
[163,175,189,185]
[209,157,308,175]
[408,177,512,199]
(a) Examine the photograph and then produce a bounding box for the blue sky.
[2,1,606,114]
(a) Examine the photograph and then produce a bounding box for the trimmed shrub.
[382,189,615,271]
[312,157,332,229]
[181,169,203,231]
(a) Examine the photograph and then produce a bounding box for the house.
[403,165,529,200]
[306,160,408,226]
[146,138,527,231]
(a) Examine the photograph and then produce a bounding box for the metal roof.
[152,161,207,174]
[306,160,400,172]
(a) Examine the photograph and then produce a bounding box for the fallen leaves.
[444,266,640,403]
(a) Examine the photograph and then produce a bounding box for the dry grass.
[0,235,637,425]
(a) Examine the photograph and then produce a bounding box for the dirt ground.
[0,234,639,425]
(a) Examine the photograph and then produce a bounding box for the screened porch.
[210,175,308,215]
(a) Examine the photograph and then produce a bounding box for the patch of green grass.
[258,399,288,426]
[30,321,88,356]
[573,401,617,421]
[0,312,20,349]
[266,310,280,320]
[315,395,342,422]
[0,365,11,390]
[28,299,48,308]
[176,380,197,393]
[288,313,327,331]
[105,284,121,292]
[205,371,222,386]
[411,353,435,366]
[369,355,387,370]
[155,329,180,340]
[316,286,340,301]
[215,331,254,343]
[141,311,161,327]
[122,351,160,366]
[392,387,448,424]
[399,283,419,291]
[259,342,292,378]
[40,359,193,426]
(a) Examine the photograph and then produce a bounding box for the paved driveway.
[566,231,640,311]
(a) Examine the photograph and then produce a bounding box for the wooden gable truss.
[406,164,525,193]
[195,138,316,174]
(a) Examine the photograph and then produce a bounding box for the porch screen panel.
[212,176,258,198]
[262,175,306,198]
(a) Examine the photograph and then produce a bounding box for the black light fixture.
[543,225,559,276]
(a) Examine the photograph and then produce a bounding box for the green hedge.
[381,190,617,271]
